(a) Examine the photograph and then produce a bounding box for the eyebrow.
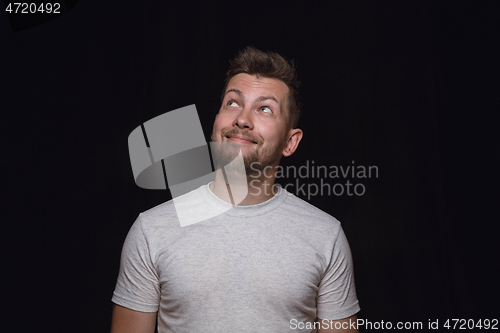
[225,89,280,106]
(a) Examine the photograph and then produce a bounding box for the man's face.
[211,73,290,174]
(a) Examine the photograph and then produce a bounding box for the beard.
[211,128,287,182]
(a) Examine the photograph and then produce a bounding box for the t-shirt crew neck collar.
[201,182,288,218]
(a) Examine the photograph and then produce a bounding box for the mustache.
[221,129,261,144]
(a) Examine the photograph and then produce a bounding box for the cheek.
[211,115,231,139]
[217,113,240,132]
[262,124,285,143]
[212,116,224,131]
[214,113,232,127]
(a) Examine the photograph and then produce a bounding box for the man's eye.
[260,106,272,114]
[227,101,238,107]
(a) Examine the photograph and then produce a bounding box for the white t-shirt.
[112,184,360,332]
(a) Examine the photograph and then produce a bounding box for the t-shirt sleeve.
[316,226,360,320]
[111,214,160,312]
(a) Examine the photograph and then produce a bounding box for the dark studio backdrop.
[2,1,498,332]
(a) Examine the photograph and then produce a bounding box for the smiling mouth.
[226,135,257,144]
[224,133,258,144]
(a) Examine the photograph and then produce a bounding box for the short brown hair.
[222,46,301,129]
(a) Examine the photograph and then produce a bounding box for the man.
[111,47,360,332]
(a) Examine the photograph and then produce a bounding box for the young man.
[111,47,360,332]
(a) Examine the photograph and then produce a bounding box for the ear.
[282,128,303,157]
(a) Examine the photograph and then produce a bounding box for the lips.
[221,129,259,144]
[226,135,257,144]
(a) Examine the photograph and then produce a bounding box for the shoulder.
[281,189,341,225]
[124,187,208,255]
[277,188,343,239]
[138,185,205,229]
[139,199,178,226]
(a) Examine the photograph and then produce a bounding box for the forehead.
[226,73,289,102]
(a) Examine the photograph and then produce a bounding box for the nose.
[232,107,254,130]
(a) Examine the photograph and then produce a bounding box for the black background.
[2,1,498,332]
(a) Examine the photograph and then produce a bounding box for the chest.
[155,228,326,308]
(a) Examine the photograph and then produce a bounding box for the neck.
[210,168,277,206]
